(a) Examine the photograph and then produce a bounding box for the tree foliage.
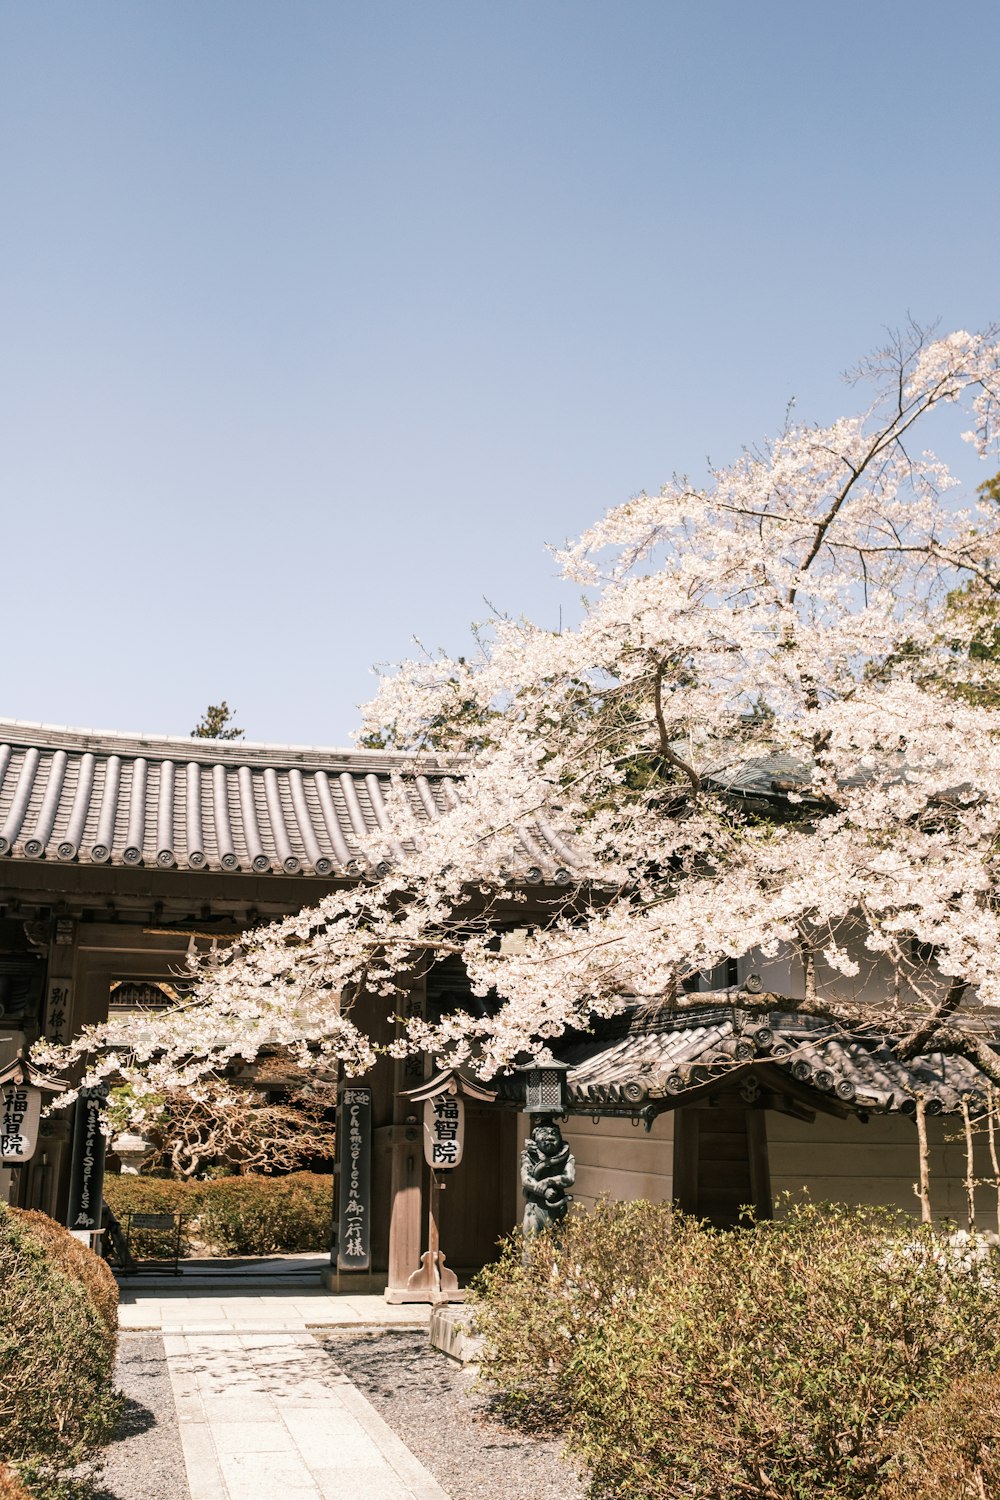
[190,701,244,740]
[39,323,1000,1095]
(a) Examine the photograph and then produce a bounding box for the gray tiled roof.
[560,1007,989,1116]
[0,719,468,877]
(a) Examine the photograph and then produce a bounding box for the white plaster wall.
[768,1109,999,1229]
[561,1112,674,1211]
[736,942,909,1011]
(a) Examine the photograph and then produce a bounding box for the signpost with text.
[67,1084,109,1233]
[336,1085,372,1272]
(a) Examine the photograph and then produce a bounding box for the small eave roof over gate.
[0,719,465,877]
[558,1007,990,1116]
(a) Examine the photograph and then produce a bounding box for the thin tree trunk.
[914,1095,933,1224]
[962,1098,976,1232]
[987,1085,1000,1238]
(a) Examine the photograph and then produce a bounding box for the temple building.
[0,717,995,1298]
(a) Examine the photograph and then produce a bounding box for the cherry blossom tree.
[40,323,1000,1094]
[108,1074,337,1178]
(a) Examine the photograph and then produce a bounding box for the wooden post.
[402,1168,460,1304]
[385,981,427,1300]
[38,919,78,1219]
[385,1102,424,1298]
[961,1098,977,1232]
[427,1169,441,1275]
[914,1095,933,1224]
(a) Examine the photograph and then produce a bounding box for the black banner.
[336,1085,372,1271]
[66,1085,108,1232]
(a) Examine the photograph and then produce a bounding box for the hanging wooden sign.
[423,1094,464,1169]
[337,1085,372,1271]
[0,1054,65,1168]
[1,1080,41,1164]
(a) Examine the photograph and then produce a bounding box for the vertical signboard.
[423,1094,464,1169]
[44,980,71,1045]
[1,1081,41,1165]
[67,1085,108,1231]
[337,1085,372,1271]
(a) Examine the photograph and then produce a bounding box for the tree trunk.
[914,1095,933,1224]
[962,1098,977,1232]
[987,1085,1000,1238]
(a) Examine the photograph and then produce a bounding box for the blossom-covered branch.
[39,323,1000,1095]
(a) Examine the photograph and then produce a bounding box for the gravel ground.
[322,1330,587,1500]
[91,1335,189,1500]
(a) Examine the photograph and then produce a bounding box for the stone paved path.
[119,1286,445,1499]
[119,1287,432,1334]
[166,1331,449,1500]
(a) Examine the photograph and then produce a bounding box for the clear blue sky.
[1,1,997,745]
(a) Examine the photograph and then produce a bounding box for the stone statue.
[520,1118,575,1236]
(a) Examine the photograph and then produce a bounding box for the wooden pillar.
[34,918,78,1220]
[385,978,428,1301]
[385,1113,424,1296]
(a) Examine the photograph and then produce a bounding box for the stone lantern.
[111,1128,156,1175]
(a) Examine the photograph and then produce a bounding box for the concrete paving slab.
[179,1423,228,1500]
[218,1449,321,1498]
[278,1407,376,1464]
[309,1465,426,1500]
[211,1420,297,1455]
[158,1317,452,1499]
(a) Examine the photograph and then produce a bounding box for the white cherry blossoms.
[41,323,1000,1095]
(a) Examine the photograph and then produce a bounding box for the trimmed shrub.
[471,1196,681,1430]
[103,1170,332,1256]
[100,1176,190,1259]
[0,1202,121,1498]
[194,1172,332,1255]
[473,1199,1000,1500]
[877,1370,1000,1500]
[13,1210,118,1350]
[0,1464,33,1500]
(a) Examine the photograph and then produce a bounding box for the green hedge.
[0,1204,121,1500]
[103,1171,332,1256]
[472,1199,1000,1500]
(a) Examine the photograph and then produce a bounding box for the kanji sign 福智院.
[423,1094,464,1170]
[1,1081,41,1164]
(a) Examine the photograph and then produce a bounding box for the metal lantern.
[519,1060,569,1116]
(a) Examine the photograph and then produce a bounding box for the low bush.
[103,1170,332,1256]
[193,1172,332,1255]
[471,1196,682,1429]
[0,1464,33,1500]
[0,1203,121,1500]
[877,1370,1000,1499]
[13,1210,119,1350]
[473,1199,1000,1500]
[100,1176,190,1259]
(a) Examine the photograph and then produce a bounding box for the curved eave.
[557,1009,991,1118]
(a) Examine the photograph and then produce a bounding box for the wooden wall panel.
[768,1110,998,1228]
[562,1113,674,1211]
